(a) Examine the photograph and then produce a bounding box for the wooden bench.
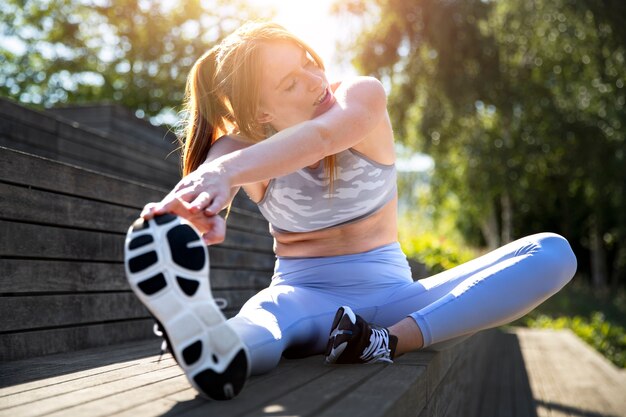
[0,330,495,417]
[1,99,495,416]
[0,146,274,361]
[0,99,273,360]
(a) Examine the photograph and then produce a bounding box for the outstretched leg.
[375,233,577,353]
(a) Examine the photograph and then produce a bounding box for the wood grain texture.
[1,147,166,206]
[0,260,271,293]
[0,319,155,362]
[0,101,275,363]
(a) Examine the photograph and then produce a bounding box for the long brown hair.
[179,21,337,184]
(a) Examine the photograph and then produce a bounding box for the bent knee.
[531,232,577,291]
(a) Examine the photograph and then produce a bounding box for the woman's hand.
[140,201,227,245]
[157,163,232,217]
[139,161,231,245]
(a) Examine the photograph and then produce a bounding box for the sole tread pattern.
[124,214,249,400]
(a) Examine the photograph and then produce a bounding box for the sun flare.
[243,0,356,81]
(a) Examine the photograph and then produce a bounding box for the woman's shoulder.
[331,76,387,113]
[333,76,385,96]
[206,134,255,163]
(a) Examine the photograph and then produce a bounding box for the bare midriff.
[270,197,398,257]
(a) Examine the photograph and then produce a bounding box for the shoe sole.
[124,214,249,400]
[324,305,356,364]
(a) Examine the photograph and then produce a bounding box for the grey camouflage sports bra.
[257,148,397,233]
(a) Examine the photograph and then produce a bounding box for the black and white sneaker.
[124,213,249,400]
[325,306,398,364]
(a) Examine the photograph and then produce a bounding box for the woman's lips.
[313,87,336,118]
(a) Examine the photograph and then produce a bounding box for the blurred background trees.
[334,0,626,291]
[2,0,625,366]
[2,0,625,291]
[0,0,267,123]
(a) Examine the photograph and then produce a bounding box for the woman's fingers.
[140,202,159,219]
[153,189,196,214]
[200,215,227,245]
[188,191,212,214]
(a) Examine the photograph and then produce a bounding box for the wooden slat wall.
[0,98,180,189]
[0,146,274,361]
[49,104,179,149]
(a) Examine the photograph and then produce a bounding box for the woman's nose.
[306,71,324,91]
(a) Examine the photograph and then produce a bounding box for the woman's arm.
[142,135,252,244]
[155,76,387,215]
[223,76,386,185]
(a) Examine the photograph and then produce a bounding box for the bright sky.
[3,0,431,170]
[247,0,358,81]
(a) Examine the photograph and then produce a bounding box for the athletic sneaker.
[124,213,249,400]
[325,306,398,364]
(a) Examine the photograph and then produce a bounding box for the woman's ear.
[256,111,273,124]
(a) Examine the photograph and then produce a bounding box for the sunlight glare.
[243,0,356,81]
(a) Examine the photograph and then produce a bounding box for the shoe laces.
[360,328,393,364]
[154,297,228,362]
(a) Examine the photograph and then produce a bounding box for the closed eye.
[285,79,297,92]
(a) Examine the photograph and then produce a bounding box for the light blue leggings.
[228,233,577,375]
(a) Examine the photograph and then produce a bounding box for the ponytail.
[179,22,337,192]
[179,47,233,176]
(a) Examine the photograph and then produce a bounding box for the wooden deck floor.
[476,328,626,417]
[1,328,624,417]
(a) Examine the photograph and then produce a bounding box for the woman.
[124,21,577,401]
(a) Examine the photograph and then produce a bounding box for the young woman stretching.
[124,21,577,401]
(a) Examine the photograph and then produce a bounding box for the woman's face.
[256,40,335,132]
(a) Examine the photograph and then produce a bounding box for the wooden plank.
[0,104,180,174]
[0,135,57,159]
[0,98,59,131]
[175,356,334,417]
[110,359,304,417]
[0,294,149,332]
[4,363,184,417]
[0,184,272,249]
[219,229,273,253]
[317,363,427,417]
[0,117,179,188]
[57,122,180,172]
[0,260,129,293]
[0,340,157,389]
[240,364,385,417]
[0,260,270,293]
[209,246,275,270]
[28,354,296,417]
[209,269,271,290]
[1,221,274,265]
[0,182,139,232]
[1,357,179,410]
[512,328,626,417]
[1,220,123,261]
[0,147,167,206]
[0,288,257,333]
[0,319,155,362]
[224,208,269,235]
[48,105,114,126]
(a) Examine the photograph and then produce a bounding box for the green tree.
[337,0,626,288]
[0,0,267,122]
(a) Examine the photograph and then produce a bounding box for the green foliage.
[400,230,476,274]
[398,209,477,274]
[339,0,626,287]
[516,281,626,367]
[0,0,268,122]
